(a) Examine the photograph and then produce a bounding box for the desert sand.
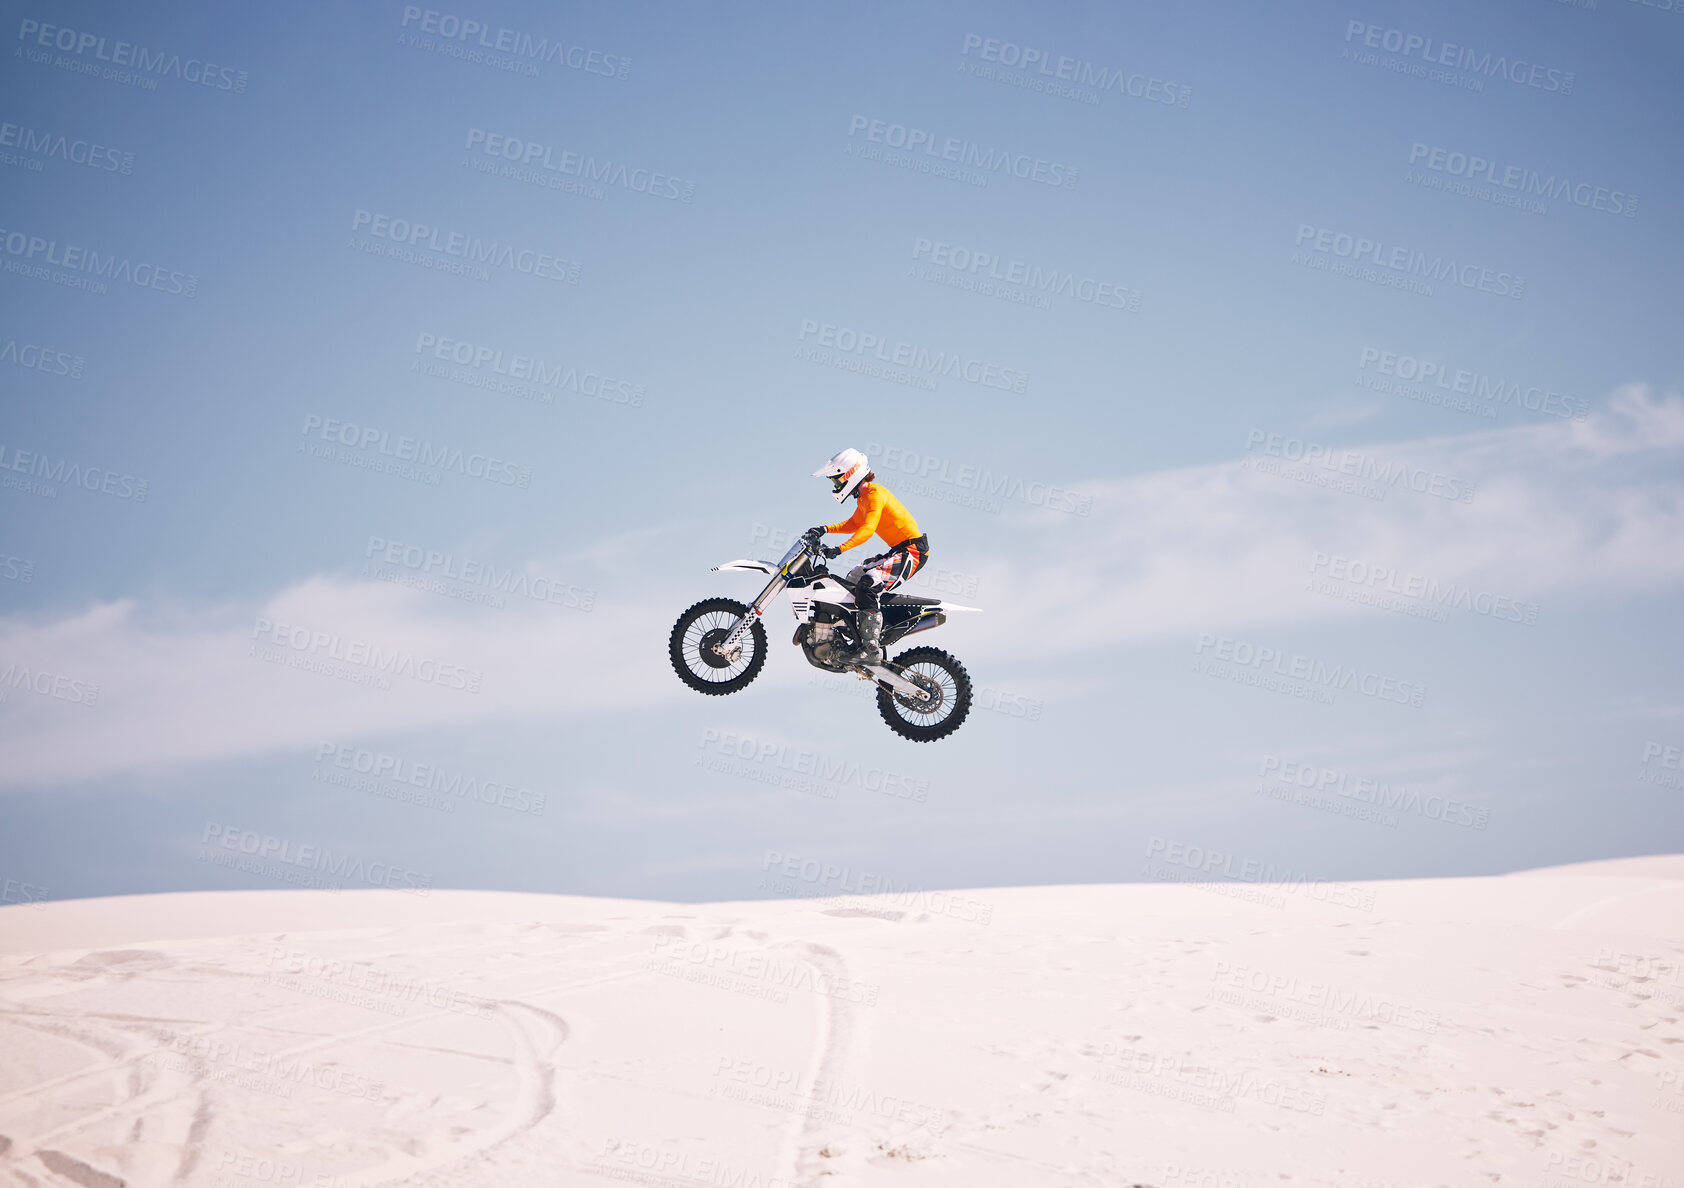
[1,857,1681,1187]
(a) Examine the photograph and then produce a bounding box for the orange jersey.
[827,482,921,553]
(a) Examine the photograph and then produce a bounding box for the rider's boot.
[854,606,884,666]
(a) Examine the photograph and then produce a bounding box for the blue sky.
[1,0,1681,906]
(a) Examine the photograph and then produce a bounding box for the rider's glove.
[803,526,825,542]
[821,544,841,559]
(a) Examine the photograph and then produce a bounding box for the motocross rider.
[807,448,929,666]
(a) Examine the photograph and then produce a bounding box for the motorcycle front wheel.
[877,646,972,742]
[670,597,768,695]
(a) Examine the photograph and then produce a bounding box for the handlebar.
[787,533,829,576]
[797,529,829,564]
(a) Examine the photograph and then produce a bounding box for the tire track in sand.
[776,940,863,1187]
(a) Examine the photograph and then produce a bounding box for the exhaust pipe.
[897,612,946,640]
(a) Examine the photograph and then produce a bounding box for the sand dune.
[1,859,1680,1188]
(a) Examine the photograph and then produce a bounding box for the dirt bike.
[668,532,981,741]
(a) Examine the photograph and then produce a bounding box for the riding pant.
[846,535,928,613]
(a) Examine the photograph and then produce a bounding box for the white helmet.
[813,448,870,503]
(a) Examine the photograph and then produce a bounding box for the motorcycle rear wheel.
[876,646,972,741]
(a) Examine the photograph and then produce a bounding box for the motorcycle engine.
[797,621,851,671]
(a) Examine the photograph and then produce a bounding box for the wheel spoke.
[890,661,958,724]
[681,615,756,681]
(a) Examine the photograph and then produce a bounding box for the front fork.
[717,572,788,656]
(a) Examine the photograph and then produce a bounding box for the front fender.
[711,559,778,575]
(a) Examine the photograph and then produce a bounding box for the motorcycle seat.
[881,593,942,606]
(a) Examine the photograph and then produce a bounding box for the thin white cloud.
[0,574,682,788]
[963,384,1684,657]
